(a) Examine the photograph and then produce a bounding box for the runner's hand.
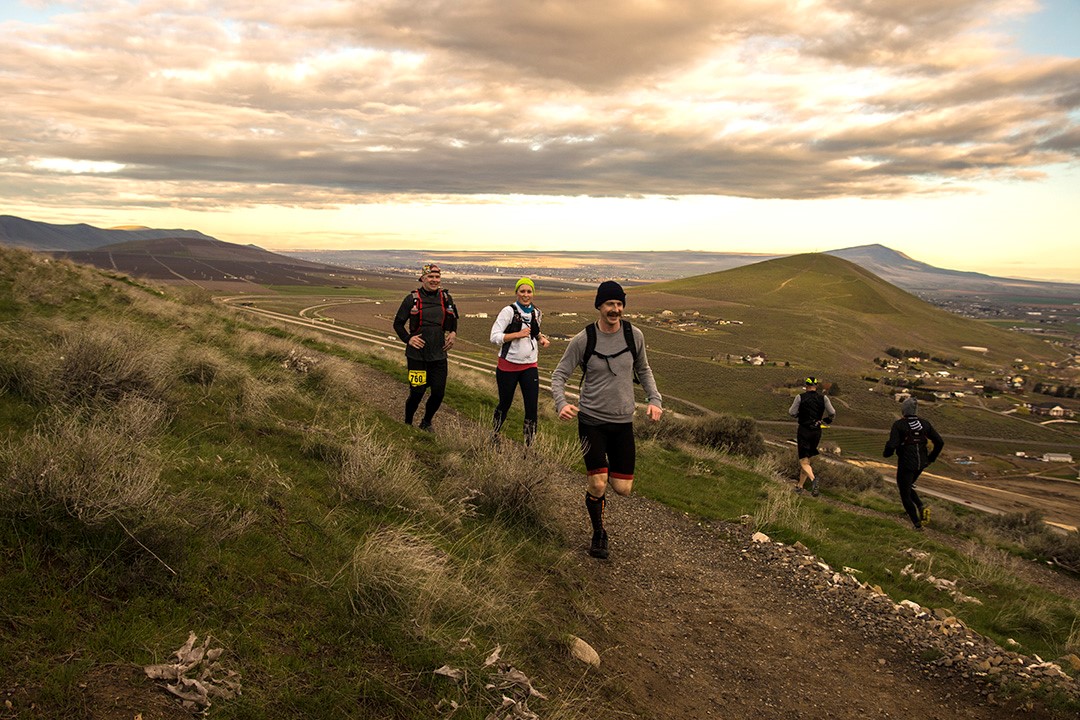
[646,404,662,422]
[408,336,425,349]
[443,331,456,350]
[559,404,578,420]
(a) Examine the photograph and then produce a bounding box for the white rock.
[569,636,600,667]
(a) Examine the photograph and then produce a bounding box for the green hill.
[647,252,1060,369]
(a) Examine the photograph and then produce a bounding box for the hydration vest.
[581,321,640,383]
[796,391,826,428]
[901,416,926,446]
[408,288,451,334]
[499,304,541,359]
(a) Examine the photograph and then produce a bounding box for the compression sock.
[585,492,606,533]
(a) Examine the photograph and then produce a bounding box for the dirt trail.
[360,357,1076,720]
[566,491,1041,719]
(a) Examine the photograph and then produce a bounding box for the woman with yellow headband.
[489,277,550,445]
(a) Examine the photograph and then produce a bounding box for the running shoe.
[589,529,609,559]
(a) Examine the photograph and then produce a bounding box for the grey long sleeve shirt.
[550,321,662,425]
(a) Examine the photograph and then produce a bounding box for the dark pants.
[492,367,539,444]
[896,465,925,527]
[405,358,448,425]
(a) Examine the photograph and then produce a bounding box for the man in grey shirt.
[551,281,662,559]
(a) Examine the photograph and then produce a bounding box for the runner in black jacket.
[883,397,944,530]
[392,263,458,431]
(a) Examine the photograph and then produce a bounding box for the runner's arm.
[924,420,944,463]
[392,295,413,344]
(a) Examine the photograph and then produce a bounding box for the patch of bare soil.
[1,664,192,720]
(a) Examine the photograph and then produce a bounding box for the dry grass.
[954,540,1024,592]
[49,320,174,405]
[337,423,431,514]
[349,525,496,642]
[754,482,823,539]
[0,397,170,527]
[436,414,576,530]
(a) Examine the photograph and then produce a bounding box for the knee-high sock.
[585,492,605,533]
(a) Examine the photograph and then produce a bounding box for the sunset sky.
[2,1,1078,281]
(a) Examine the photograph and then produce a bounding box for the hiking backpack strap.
[580,321,639,383]
[410,288,450,334]
[499,305,525,359]
[408,289,422,334]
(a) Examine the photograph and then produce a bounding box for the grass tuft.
[0,397,170,529]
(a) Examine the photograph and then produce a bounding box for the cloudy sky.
[2,0,1079,281]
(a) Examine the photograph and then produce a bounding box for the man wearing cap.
[788,376,836,496]
[883,397,943,530]
[393,263,458,431]
[489,276,550,446]
[551,280,663,560]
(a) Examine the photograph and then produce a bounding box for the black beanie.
[594,280,626,308]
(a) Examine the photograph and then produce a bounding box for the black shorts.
[796,425,821,459]
[578,420,635,480]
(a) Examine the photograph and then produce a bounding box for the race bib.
[408,369,427,387]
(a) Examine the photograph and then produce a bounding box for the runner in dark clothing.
[883,396,944,530]
[392,263,458,431]
[788,376,836,496]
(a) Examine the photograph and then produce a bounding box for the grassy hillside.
[0,247,606,719]
[1,247,1077,717]
[647,253,1061,371]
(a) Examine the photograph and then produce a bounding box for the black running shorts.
[796,424,821,459]
[578,420,635,480]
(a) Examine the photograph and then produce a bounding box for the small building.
[1032,402,1068,418]
[1043,453,1074,463]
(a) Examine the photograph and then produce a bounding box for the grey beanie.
[901,397,918,416]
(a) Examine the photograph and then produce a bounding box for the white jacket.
[489,304,541,365]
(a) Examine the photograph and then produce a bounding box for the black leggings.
[405,358,448,425]
[492,367,539,443]
[896,466,925,526]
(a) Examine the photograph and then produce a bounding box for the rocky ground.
[555,476,1079,719]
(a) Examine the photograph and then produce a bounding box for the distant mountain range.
[824,245,1080,300]
[1,214,1077,299]
[0,214,216,251]
[0,215,365,285]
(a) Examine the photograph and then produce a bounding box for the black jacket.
[883,415,943,471]
[393,287,458,362]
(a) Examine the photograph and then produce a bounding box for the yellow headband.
[515,277,535,292]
